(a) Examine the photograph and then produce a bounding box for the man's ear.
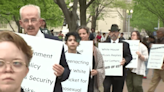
[39,18,43,26]
[19,20,23,27]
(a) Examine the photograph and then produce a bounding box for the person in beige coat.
[77,26,105,92]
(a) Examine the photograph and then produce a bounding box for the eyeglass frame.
[21,18,40,24]
[0,60,28,71]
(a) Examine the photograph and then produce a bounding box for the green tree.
[88,0,132,30]
[88,0,113,29]
[130,1,163,35]
[133,0,164,26]
[54,0,95,32]
[0,0,63,33]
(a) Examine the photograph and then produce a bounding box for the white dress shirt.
[111,38,119,43]
[36,30,45,38]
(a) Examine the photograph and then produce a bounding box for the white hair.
[20,4,41,19]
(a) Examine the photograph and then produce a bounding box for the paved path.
[123,69,164,92]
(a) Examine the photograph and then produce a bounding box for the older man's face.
[157,31,164,39]
[19,7,42,36]
[110,31,119,41]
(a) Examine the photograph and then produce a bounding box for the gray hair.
[158,27,164,33]
[20,4,41,19]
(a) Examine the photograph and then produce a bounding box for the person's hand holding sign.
[91,69,98,76]
[120,58,126,65]
[53,64,64,76]
[136,51,145,61]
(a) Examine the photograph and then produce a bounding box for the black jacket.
[21,88,24,92]
[44,34,70,92]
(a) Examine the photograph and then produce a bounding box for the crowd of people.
[0,4,164,92]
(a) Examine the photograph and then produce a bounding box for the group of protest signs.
[18,33,164,92]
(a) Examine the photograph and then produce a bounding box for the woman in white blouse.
[126,31,148,92]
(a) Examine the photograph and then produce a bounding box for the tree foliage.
[130,0,163,34]
[54,0,95,32]
[0,0,63,32]
[133,0,164,26]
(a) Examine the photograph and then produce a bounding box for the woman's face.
[131,32,138,40]
[78,29,89,41]
[0,41,29,92]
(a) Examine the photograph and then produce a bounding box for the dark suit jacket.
[21,88,24,92]
[44,34,70,92]
[105,38,132,80]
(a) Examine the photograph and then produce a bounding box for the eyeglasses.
[22,18,38,24]
[0,60,27,71]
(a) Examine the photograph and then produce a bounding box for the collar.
[35,30,45,38]
[111,38,119,43]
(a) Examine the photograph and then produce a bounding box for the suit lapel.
[108,38,111,43]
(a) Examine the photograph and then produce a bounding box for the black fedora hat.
[109,24,120,32]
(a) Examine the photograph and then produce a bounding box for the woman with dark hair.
[126,31,148,92]
[77,26,105,92]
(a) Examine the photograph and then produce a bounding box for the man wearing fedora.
[103,24,132,92]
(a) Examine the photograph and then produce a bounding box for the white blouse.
[131,42,148,76]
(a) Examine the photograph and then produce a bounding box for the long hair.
[131,31,141,41]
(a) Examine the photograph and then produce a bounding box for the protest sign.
[123,40,139,68]
[62,54,90,92]
[99,43,123,76]
[18,33,63,92]
[147,44,164,69]
[64,41,93,70]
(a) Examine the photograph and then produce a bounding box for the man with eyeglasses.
[19,4,70,92]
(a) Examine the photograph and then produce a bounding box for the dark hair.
[131,31,141,41]
[121,33,124,35]
[149,35,156,43]
[103,33,106,35]
[65,32,81,43]
[76,26,90,34]
[42,20,47,28]
[149,35,155,39]
[91,28,95,30]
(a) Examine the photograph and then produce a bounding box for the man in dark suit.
[103,24,132,92]
[19,4,70,92]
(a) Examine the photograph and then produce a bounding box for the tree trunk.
[13,15,22,33]
[0,16,15,32]
[79,0,87,26]
[91,1,97,30]
[162,20,164,27]
[91,15,96,29]
[68,11,78,32]
[55,0,78,32]
[17,21,22,33]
